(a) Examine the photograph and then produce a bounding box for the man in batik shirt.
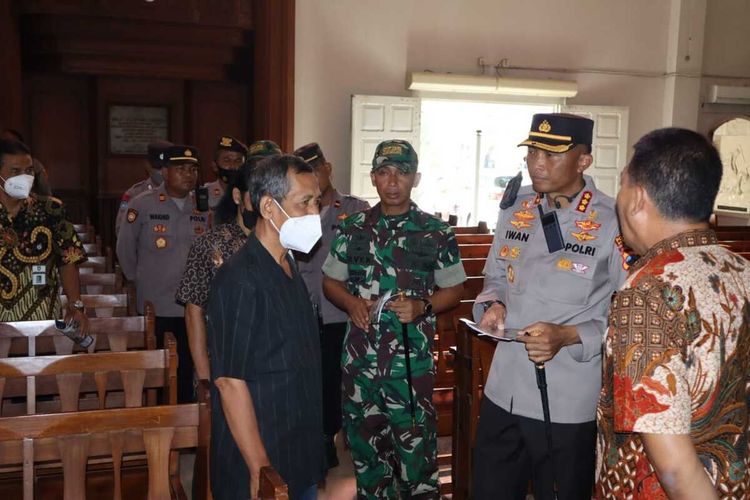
[596,128,750,499]
[323,140,466,499]
[176,152,264,381]
[0,139,88,329]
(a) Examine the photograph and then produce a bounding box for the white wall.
[295,0,748,191]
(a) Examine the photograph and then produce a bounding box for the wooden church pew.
[0,302,155,357]
[61,294,130,318]
[0,332,176,417]
[0,382,210,500]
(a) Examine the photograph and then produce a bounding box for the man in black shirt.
[206,154,326,499]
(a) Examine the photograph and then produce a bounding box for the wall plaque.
[109,105,169,155]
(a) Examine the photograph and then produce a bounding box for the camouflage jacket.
[322,201,466,334]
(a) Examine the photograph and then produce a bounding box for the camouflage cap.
[371,139,418,173]
[216,136,247,155]
[518,113,594,153]
[146,140,173,169]
[163,145,199,165]
[293,142,326,166]
[247,140,282,159]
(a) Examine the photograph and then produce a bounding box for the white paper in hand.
[459,318,522,342]
[369,289,394,325]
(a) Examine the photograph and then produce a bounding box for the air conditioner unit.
[707,85,750,104]
[407,72,578,98]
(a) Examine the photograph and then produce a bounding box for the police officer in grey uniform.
[294,142,369,468]
[117,144,209,403]
[115,140,173,236]
[203,136,247,211]
[472,114,629,500]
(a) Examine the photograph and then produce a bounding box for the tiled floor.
[180,433,455,499]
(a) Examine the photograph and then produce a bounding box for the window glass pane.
[415,99,553,228]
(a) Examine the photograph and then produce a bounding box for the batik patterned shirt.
[175,222,247,309]
[0,196,86,321]
[596,229,750,499]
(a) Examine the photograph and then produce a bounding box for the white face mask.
[270,199,322,253]
[1,174,34,199]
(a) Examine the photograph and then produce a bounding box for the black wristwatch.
[482,300,504,312]
[420,298,433,316]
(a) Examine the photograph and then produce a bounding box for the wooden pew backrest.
[0,386,209,500]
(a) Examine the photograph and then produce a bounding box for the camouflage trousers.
[342,320,439,499]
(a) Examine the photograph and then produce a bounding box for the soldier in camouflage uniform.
[322,140,466,499]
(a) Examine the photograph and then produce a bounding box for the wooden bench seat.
[0,303,155,357]
[0,334,176,416]
[455,233,494,245]
[458,244,492,259]
[61,294,130,317]
[79,272,124,295]
[0,384,209,500]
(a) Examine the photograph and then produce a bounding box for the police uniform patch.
[213,188,221,197]
[510,247,521,259]
[194,225,205,235]
[155,237,167,249]
[334,200,342,208]
[507,264,515,283]
[574,219,601,231]
[570,231,596,242]
[557,258,572,271]
[576,191,593,212]
[159,193,167,202]
[571,262,589,274]
[510,220,532,230]
[337,213,348,221]
[513,210,535,221]
[126,209,138,223]
[500,245,510,258]
[153,224,167,233]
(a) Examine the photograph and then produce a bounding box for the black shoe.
[325,436,339,469]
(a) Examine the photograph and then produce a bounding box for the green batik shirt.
[0,196,86,321]
[322,201,466,338]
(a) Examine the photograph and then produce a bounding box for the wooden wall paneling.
[95,77,185,248]
[251,0,295,151]
[25,73,91,223]
[187,81,248,184]
[0,0,23,131]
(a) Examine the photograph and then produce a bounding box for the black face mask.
[218,167,239,185]
[241,207,258,230]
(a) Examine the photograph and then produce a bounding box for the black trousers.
[321,321,347,436]
[155,316,194,404]
[472,397,595,500]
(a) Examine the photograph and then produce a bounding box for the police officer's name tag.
[32,264,46,286]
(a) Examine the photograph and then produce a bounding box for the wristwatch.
[482,299,504,312]
[420,298,433,316]
[71,299,86,313]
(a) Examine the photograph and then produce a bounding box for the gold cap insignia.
[220,137,232,147]
[538,120,552,133]
[184,149,193,157]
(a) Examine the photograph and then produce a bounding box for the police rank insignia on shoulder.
[500,172,523,210]
[334,200,342,208]
[126,209,138,223]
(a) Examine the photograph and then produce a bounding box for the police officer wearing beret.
[471,114,629,499]
[116,145,209,403]
[115,140,173,236]
[293,142,369,468]
[204,136,248,212]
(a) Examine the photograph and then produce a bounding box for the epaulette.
[499,172,523,210]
